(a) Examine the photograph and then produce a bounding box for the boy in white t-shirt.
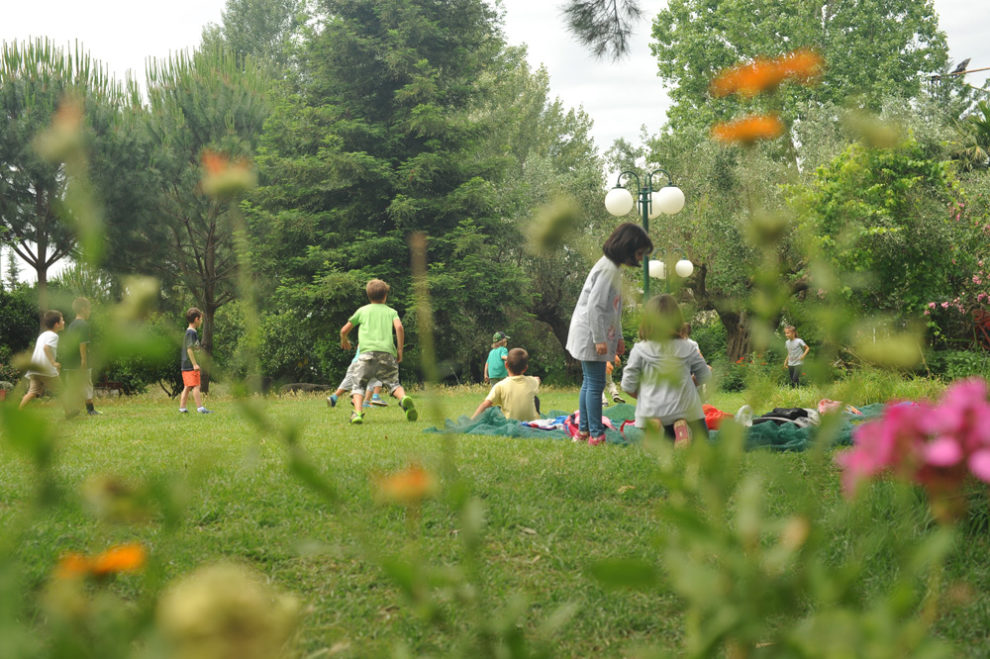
[783,325,810,388]
[20,310,66,410]
[471,348,541,422]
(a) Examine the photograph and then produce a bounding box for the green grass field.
[2,384,989,657]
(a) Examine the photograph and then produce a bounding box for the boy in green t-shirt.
[339,279,417,424]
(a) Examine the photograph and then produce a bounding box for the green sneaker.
[349,411,364,425]
[400,396,418,422]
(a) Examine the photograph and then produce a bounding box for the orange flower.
[711,57,786,98]
[91,543,147,576]
[201,149,230,175]
[56,552,91,579]
[777,49,824,83]
[376,464,437,505]
[200,149,257,199]
[711,114,785,144]
[55,543,147,580]
[710,49,823,97]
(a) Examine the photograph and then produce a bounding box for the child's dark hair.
[505,347,529,374]
[603,222,654,267]
[42,310,63,330]
[639,294,684,341]
[186,307,202,324]
[366,279,390,302]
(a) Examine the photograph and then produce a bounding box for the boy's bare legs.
[19,392,36,409]
[193,386,204,409]
[179,386,191,410]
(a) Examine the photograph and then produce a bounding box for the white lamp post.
[605,169,687,298]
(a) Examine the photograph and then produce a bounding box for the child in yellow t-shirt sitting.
[471,348,540,421]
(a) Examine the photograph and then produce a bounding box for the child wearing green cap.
[484,331,509,383]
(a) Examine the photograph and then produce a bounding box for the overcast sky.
[2,0,988,278]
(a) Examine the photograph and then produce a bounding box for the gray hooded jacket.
[621,338,711,427]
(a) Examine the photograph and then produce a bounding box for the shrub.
[924,350,990,382]
[0,346,20,384]
[0,287,38,355]
[97,314,184,396]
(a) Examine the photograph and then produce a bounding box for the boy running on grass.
[20,310,67,413]
[62,297,101,416]
[179,307,212,414]
[339,279,416,425]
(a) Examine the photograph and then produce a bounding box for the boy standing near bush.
[783,325,810,388]
[484,331,509,383]
[471,347,541,421]
[20,310,66,411]
[62,297,101,416]
[179,307,212,414]
[339,279,416,425]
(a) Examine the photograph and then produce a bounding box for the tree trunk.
[35,265,48,317]
[201,305,217,394]
[718,308,752,362]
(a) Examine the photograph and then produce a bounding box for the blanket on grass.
[424,402,887,452]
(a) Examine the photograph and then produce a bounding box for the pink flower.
[969,450,990,482]
[978,293,988,302]
[837,378,990,497]
[941,302,950,309]
[925,437,963,467]
[928,302,937,309]
[924,309,930,315]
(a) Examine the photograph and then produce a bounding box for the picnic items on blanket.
[734,404,754,427]
[751,407,820,428]
[703,404,733,430]
[564,411,621,439]
[817,399,863,415]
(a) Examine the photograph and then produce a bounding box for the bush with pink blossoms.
[837,378,990,519]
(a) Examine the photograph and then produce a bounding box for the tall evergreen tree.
[249,0,530,381]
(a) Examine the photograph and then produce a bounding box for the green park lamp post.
[604,169,687,299]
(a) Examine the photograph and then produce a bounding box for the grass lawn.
[2,384,989,656]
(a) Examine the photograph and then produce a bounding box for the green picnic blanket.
[425,402,887,452]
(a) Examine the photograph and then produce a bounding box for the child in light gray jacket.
[621,294,711,444]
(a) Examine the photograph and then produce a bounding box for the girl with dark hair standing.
[565,223,653,445]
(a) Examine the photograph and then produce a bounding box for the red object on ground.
[703,404,732,430]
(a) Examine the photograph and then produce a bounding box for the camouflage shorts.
[338,359,383,395]
[353,351,400,393]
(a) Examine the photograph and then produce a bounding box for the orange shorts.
[182,370,201,388]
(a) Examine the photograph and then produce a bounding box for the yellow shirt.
[486,375,540,421]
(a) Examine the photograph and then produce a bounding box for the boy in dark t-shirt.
[179,307,211,414]
[63,297,101,416]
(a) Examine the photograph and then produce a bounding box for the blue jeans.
[579,360,607,437]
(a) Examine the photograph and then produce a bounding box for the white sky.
[2,0,988,280]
